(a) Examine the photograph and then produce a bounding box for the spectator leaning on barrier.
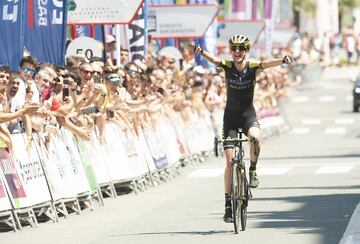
[194,34,292,223]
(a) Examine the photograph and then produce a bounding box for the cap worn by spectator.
[105,34,116,44]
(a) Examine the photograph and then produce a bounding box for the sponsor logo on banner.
[2,0,19,22]
[67,0,144,24]
[0,149,26,199]
[128,2,147,62]
[148,4,218,38]
[143,129,168,169]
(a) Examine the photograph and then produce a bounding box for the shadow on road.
[262,153,360,161]
[122,230,234,236]
[250,188,360,244]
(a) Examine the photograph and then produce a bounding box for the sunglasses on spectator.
[22,66,36,75]
[0,74,9,79]
[230,45,248,52]
[93,71,101,75]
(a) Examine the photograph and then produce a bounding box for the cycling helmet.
[228,35,251,49]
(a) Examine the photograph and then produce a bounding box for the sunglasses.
[0,74,9,79]
[230,45,248,52]
[22,66,36,75]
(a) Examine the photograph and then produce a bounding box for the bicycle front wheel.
[240,166,248,231]
[231,163,241,234]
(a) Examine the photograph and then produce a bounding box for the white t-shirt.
[10,80,26,112]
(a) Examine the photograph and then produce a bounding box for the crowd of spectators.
[0,38,296,152]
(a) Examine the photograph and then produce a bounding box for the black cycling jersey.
[218,59,261,112]
[219,59,262,145]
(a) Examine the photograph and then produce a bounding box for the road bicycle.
[214,129,253,233]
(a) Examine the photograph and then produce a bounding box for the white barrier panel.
[102,124,135,182]
[75,138,99,191]
[183,111,203,154]
[60,130,93,194]
[0,147,28,208]
[44,134,91,199]
[10,134,51,208]
[199,112,216,151]
[0,169,12,211]
[125,129,149,177]
[142,127,169,170]
[136,126,157,173]
[156,119,181,166]
[170,113,190,157]
[80,132,112,185]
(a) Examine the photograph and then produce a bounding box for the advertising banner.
[60,130,93,194]
[32,134,64,201]
[74,138,98,191]
[25,0,68,65]
[0,0,25,70]
[121,130,147,178]
[143,128,168,170]
[256,24,296,49]
[148,4,219,38]
[127,1,147,62]
[156,120,181,166]
[217,20,265,47]
[102,124,136,182]
[67,0,144,24]
[135,126,156,173]
[43,133,91,199]
[0,148,27,209]
[83,132,112,185]
[11,134,51,208]
[0,172,12,211]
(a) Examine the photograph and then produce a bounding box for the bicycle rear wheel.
[240,166,248,231]
[231,163,241,234]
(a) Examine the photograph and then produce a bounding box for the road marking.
[302,118,321,125]
[325,127,346,134]
[291,127,310,134]
[257,167,291,175]
[339,202,360,244]
[315,166,353,174]
[346,95,353,101]
[319,96,336,102]
[188,168,223,178]
[335,118,355,125]
[292,96,310,103]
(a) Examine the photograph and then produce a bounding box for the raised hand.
[282,55,293,64]
[194,44,204,56]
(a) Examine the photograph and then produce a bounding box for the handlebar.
[213,136,248,157]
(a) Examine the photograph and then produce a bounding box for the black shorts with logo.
[222,108,260,150]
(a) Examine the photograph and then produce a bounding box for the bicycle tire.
[240,166,248,231]
[232,162,241,234]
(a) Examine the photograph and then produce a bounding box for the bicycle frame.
[214,129,252,232]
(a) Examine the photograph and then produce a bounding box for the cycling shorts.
[222,108,260,150]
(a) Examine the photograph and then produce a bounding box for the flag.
[24,0,68,66]
[127,1,148,61]
[0,0,25,70]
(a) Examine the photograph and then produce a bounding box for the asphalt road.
[2,66,360,244]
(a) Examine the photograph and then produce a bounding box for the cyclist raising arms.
[194,35,292,222]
